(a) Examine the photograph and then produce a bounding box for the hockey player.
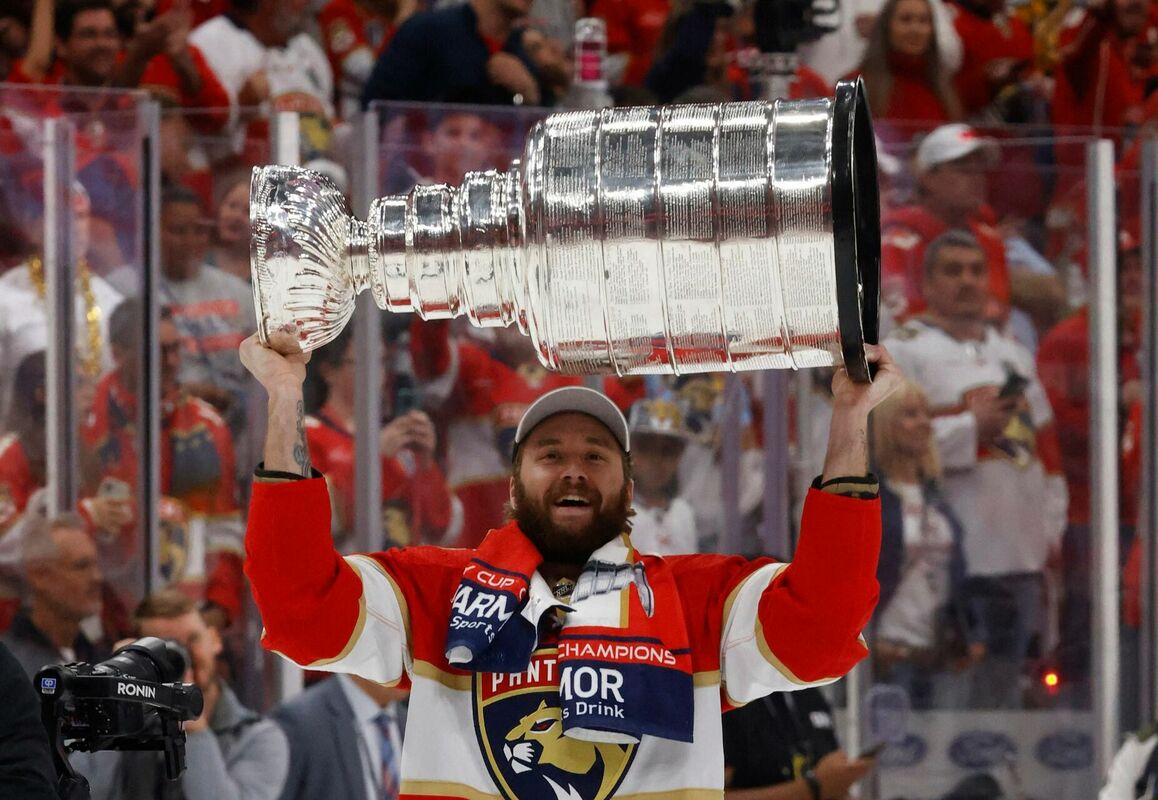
[409,318,643,549]
[239,325,902,799]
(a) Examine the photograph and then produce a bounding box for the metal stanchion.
[43,117,78,517]
[1087,139,1120,774]
[353,109,384,557]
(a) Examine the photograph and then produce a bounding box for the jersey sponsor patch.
[474,648,637,800]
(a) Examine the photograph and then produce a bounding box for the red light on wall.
[1043,671,1060,689]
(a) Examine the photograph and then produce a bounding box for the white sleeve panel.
[720,563,842,704]
[1098,734,1158,800]
[301,555,412,685]
[931,0,964,73]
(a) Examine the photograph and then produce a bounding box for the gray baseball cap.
[514,386,630,454]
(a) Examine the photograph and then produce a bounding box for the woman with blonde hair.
[870,379,979,709]
[849,0,962,136]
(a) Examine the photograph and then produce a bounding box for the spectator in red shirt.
[590,0,669,86]
[1053,0,1157,139]
[851,0,962,138]
[319,0,420,117]
[881,123,1064,329]
[304,326,459,551]
[82,301,246,624]
[10,0,121,85]
[948,0,1038,118]
[1035,228,1143,700]
[0,2,32,80]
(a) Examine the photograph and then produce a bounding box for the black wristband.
[802,768,822,800]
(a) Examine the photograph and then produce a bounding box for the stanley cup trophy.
[251,79,881,381]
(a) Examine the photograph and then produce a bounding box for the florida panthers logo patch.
[474,650,637,799]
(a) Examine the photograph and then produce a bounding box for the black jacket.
[722,688,839,788]
[0,640,59,799]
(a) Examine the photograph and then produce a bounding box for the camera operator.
[0,640,58,800]
[87,590,288,800]
[1,512,110,680]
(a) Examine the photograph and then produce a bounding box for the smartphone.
[998,371,1029,399]
[393,385,421,417]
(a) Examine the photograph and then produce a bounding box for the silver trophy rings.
[251,79,880,381]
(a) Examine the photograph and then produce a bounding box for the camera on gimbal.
[752,0,839,54]
[36,637,204,800]
[741,0,841,98]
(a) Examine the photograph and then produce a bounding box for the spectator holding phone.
[304,325,460,551]
[884,229,1067,709]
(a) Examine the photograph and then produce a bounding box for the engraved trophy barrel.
[251,79,880,380]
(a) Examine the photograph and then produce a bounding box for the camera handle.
[39,689,93,800]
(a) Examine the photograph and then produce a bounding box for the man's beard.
[512,477,631,565]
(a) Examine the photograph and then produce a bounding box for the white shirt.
[630,496,698,555]
[876,481,955,649]
[885,320,1068,576]
[336,673,402,800]
[0,262,122,425]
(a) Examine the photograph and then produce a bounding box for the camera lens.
[98,636,188,683]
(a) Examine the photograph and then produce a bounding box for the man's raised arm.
[720,345,904,701]
[239,334,409,683]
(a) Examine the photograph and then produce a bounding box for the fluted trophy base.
[251,79,880,380]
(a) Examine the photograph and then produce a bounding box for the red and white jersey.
[885,319,1068,576]
[188,15,334,133]
[246,478,881,799]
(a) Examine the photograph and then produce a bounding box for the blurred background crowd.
[0,0,1156,797]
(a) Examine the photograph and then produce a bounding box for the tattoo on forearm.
[293,400,311,477]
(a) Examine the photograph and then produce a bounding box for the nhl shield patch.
[473,649,637,800]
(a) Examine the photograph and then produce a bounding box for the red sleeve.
[0,438,33,533]
[139,46,230,133]
[245,478,364,664]
[669,489,880,683]
[759,489,880,681]
[1055,12,1109,96]
[881,224,928,320]
[669,553,772,675]
[318,0,372,79]
[5,58,48,84]
[1035,316,1090,444]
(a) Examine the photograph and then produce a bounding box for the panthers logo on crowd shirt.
[474,649,637,800]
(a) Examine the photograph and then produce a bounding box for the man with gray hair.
[884,229,1068,709]
[0,512,108,679]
